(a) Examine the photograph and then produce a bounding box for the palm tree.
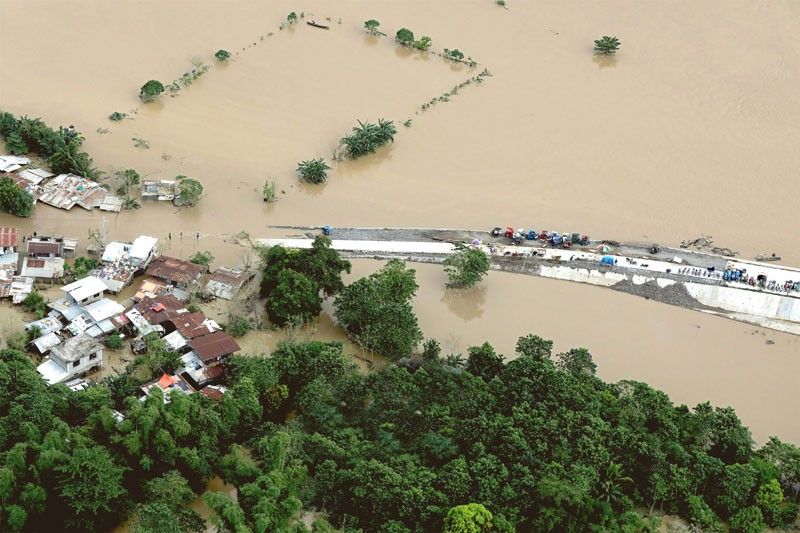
[598,462,633,506]
[594,36,621,54]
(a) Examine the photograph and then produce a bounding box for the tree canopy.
[443,246,490,288]
[0,176,34,217]
[0,331,797,532]
[139,80,166,102]
[334,259,422,359]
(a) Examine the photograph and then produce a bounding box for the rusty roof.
[188,331,240,362]
[173,312,213,339]
[146,256,205,285]
[27,241,62,256]
[133,295,187,325]
[0,227,20,248]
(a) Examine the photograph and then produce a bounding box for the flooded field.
[1,0,799,445]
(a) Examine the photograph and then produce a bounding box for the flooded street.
[1,0,799,444]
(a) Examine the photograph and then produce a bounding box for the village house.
[139,373,194,403]
[27,236,77,258]
[141,179,177,201]
[94,235,159,293]
[48,275,125,338]
[20,257,65,279]
[36,333,103,385]
[204,267,255,300]
[146,255,205,289]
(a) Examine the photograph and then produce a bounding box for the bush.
[105,335,123,350]
[729,506,766,533]
[22,291,47,318]
[444,48,465,60]
[263,180,277,202]
[594,36,621,54]
[70,256,100,280]
[340,119,396,159]
[214,49,231,61]
[139,80,165,102]
[0,176,35,217]
[226,316,252,338]
[189,251,214,268]
[364,20,382,35]
[297,158,330,184]
[413,36,432,51]
[4,130,28,154]
[443,246,490,288]
[108,112,126,122]
[686,495,723,532]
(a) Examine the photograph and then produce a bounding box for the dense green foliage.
[594,35,621,54]
[0,327,798,532]
[104,335,123,350]
[139,80,165,102]
[21,291,47,318]
[0,111,98,178]
[296,158,330,184]
[444,48,465,60]
[334,259,423,359]
[340,119,396,159]
[0,176,34,217]
[108,112,127,122]
[396,28,415,46]
[66,256,100,281]
[176,177,203,206]
[214,49,231,61]
[443,246,490,288]
[259,236,352,327]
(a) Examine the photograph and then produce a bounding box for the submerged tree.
[364,19,384,36]
[139,80,165,102]
[594,35,621,54]
[214,49,231,61]
[443,246,490,288]
[175,176,203,206]
[297,158,330,184]
[396,28,415,46]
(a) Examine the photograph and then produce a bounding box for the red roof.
[188,331,240,362]
[157,373,179,389]
[0,227,20,248]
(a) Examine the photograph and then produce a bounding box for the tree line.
[1,334,798,532]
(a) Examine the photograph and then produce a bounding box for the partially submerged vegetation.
[139,80,165,102]
[396,28,432,50]
[189,250,214,269]
[0,111,98,178]
[364,19,385,36]
[214,49,231,61]
[175,175,203,206]
[296,158,330,184]
[259,236,351,327]
[594,35,621,54]
[262,179,277,202]
[443,245,491,288]
[340,119,396,159]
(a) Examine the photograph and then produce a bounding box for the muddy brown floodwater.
[1,0,799,446]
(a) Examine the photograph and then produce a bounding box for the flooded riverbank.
[343,260,800,445]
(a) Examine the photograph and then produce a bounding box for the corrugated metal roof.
[146,256,205,285]
[188,331,240,362]
[61,276,107,301]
